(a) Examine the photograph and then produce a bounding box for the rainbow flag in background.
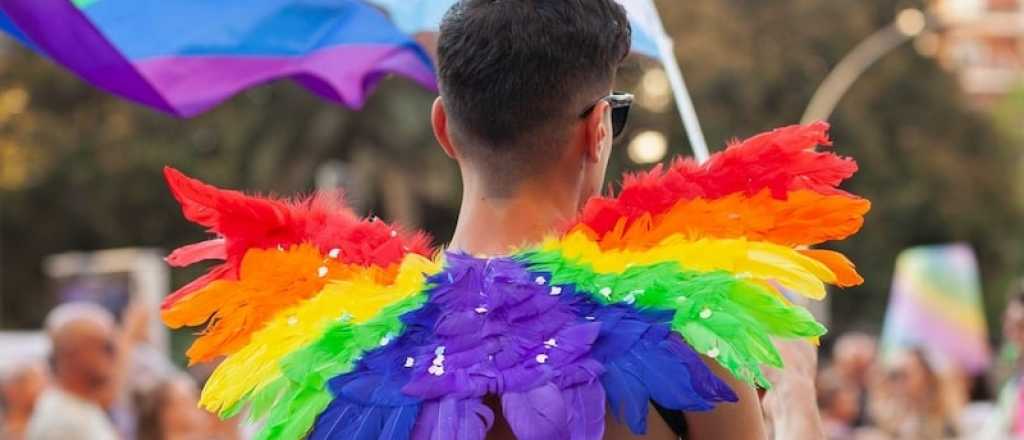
[0,0,671,118]
[0,0,436,117]
[881,243,992,374]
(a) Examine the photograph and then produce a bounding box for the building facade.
[931,0,1024,105]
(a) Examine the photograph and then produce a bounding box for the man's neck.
[56,376,101,407]
[448,177,581,256]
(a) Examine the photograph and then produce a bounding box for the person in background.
[831,332,877,427]
[114,300,178,440]
[816,368,860,440]
[136,374,209,440]
[0,361,49,440]
[201,411,247,440]
[761,339,828,439]
[189,361,252,440]
[980,292,1024,439]
[26,302,122,440]
[869,348,958,440]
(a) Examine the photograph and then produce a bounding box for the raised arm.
[762,340,825,440]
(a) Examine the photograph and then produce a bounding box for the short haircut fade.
[437,0,631,189]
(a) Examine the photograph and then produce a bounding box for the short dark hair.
[438,0,631,191]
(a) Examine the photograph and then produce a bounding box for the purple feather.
[502,383,570,440]
[403,256,608,438]
[411,397,493,440]
[562,377,606,440]
[314,253,741,439]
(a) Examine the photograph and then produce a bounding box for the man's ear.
[432,97,457,159]
[583,100,610,163]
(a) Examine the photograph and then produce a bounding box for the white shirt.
[25,387,119,440]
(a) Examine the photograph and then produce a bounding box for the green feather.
[520,250,825,389]
[248,293,429,440]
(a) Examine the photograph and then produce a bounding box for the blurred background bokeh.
[6,0,1022,339]
[2,0,1024,439]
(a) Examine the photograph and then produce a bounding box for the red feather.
[574,122,859,237]
[161,167,434,310]
[165,239,227,267]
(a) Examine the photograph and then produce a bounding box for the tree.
[639,0,1024,334]
[2,0,1021,340]
[0,45,457,328]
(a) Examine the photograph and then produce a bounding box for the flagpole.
[800,9,926,124]
[655,35,710,164]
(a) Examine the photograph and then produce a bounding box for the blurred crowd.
[817,293,1024,440]
[0,301,251,440]
[7,296,1024,440]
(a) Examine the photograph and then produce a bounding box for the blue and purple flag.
[0,0,437,117]
[0,0,672,118]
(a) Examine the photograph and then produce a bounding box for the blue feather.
[343,407,387,440]
[311,399,419,440]
[601,361,650,434]
[586,299,734,435]
[627,343,714,411]
[664,335,738,402]
[310,401,360,440]
[379,405,418,440]
[311,318,431,440]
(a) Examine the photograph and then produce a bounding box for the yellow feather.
[543,231,836,300]
[199,253,441,413]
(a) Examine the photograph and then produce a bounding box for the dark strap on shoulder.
[652,402,687,439]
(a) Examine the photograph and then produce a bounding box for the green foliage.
[994,83,1024,159]
[2,0,1022,343]
[0,45,455,328]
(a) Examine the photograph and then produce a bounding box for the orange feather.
[590,190,870,250]
[161,244,399,364]
[799,249,864,287]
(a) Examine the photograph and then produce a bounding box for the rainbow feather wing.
[572,122,868,288]
[161,167,433,361]
[469,122,866,435]
[541,122,868,390]
[163,122,869,439]
[306,123,865,438]
[160,168,440,439]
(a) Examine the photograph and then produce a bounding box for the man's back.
[151,0,864,438]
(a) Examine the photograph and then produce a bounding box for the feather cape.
[162,122,869,439]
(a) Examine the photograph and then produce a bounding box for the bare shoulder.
[602,404,684,440]
[684,355,767,440]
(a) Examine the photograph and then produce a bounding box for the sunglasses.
[580,91,634,139]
